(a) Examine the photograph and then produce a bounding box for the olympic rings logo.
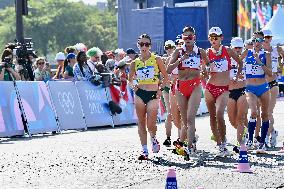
[57,92,75,114]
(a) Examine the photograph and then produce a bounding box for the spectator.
[105,59,115,73]
[65,46,76,54]
[34,57,51,82]
[126,48,138,61]
[105,51,115,59]
[0,49,20,81]
[116,60,129,93]
[64,53,76,80]
[86,47,102,72]
[114,48,126,67]
[73,51,93,81]
[53,52,65,80]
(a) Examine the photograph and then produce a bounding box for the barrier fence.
[0,81,208,138]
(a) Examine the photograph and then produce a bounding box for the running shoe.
[173,138,182,146]
[246,140,254,150]
[256,143,267,154]
[254,136,261,147]
[138,151,149,160]
[192,135,199,152]
[151,138,160,153]
[270,130,278,148]
[163,138,171,147]
[216,145,230,157]
[233,145,240,154]
[184,147,197,161]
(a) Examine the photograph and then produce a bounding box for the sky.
[70,0,107,5]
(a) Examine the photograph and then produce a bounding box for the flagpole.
[238,0,241,37]
[256,0,259,31]
[250,0,253,37]
[245,0,248,40]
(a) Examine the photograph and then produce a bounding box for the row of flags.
[238,0,282,30]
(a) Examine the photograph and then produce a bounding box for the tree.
[0,0,117,58]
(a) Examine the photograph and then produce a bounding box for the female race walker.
[205,27,243,156]
[262,29,284,147]
[167,26,209,157]
[227,37,248,153]
[128,34,169,160]
[241,31,272,153]
[162,40,182,146]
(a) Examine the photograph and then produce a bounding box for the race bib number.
[210,58,229,72]
[181,56,200,69]
[246,63,264,76]
[136,66,155,80]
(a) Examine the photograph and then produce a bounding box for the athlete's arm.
[199,48,210,79]
[240,49,248,61]
[157,56,169,90]
[128,60,137,90]
[262,52,273,77]
[227,47,243,79]
[166,49,180,74]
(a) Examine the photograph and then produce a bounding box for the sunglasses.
[37,62,45,65]
[209,36,220,41]
[165,45,174,50]
[234,47,243,50]
[138,42,151,47]
[264,36,272,39]
[182,35,194,40]
[253,38,264,43]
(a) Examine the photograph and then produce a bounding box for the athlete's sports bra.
[271,47,279,73]
[208,46,231,73]
[245,49,266,79]
[134,53,159,84]
[178,45,201,70]
[230,58,246,80]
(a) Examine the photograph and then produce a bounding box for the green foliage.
[0,0,117,57]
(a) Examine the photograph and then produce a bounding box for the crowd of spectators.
[0,43,139,88]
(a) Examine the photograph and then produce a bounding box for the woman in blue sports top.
[241,31,272,154]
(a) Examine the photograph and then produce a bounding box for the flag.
[273,5,278,15]
[251,0,256,19]
[262,2,267,25]
[238,2,251,29]
[257,2,265,28]
[266,3,272,23]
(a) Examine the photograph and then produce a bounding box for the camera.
[6,38,37,80]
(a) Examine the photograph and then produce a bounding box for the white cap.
[55,52,65,61]
[209,27,222,36]
[164,40,175,47]
[262,29,273,37]
[74,43,87,52]
[231,37,244,48]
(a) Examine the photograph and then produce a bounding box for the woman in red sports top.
[167,26,209,158]
[205,27,243,157]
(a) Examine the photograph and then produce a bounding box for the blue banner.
[0,82,24,137]
[16,81,58,134]
[107,85,137,125]
[47,81,86,130]
[75,81,113,127]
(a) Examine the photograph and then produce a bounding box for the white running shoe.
[216,145,230,157]
[151,138,160,153]
[270,130,278,148]
[256,143,267,154]
[246,140,254,150]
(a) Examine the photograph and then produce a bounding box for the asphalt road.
[0,98,284,189]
